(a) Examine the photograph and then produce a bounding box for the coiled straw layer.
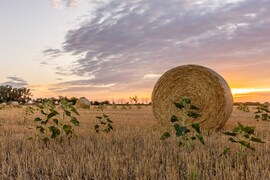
[152,64,233,131]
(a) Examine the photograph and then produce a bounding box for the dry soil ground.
[0,105,270,179]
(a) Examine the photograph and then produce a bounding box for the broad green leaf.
[244,126,255,134]
[108,123,113,130]
[160,132,171,140]
[36,126,45,133]
[237,122,245,131]
[182,98,191,105]
[238,140,250,147]
[251,137,265,143]
[171,115,178,122]
[174,124,188,137]
[106,118,113,123]
[173,102,184,109]
[49,126,60,138]
[70,116,80,126]
[63,124,72,135]
[191,123,201,134]
[190,105,199,110]
[61,105,66,111]
[70,106,79,115]
[53,118,59,125]
[223,132,237,136]
[233,127,240,133]
[196,134,205,145]
[228,137,237,143]
[47,110,59,119]
[187,112,201,118]
[65,110,71,117]
[34,117,42,122]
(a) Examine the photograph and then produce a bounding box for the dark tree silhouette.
[0,85,32,103]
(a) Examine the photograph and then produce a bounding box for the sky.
[0,0,270,102]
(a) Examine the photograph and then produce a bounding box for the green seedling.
[223,122,265,156]
[161,97,204,151]
[30,98,80,144]
[94,114,114,133]
[254,103,270,121]
[97,104,106,111]
[94,102,114,133]
[237,103,250,112]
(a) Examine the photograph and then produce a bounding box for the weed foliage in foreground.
[30,98,80,144]
[223,122,265,156]
[161,97,204,151]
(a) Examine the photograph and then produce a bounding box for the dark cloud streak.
[44,0,270,94]
[1,76,28,88]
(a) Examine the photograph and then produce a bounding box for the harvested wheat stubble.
[152,64,233,130]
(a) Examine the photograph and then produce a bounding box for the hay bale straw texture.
[75,98,91,109]
[152,64,233,130]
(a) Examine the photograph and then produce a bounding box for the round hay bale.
[75,97,91,109]
[151,64,233,131]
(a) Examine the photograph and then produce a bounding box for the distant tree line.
[33,98,110,105]
[34,96,79,105]
[0,85,152,106]
[91,100,110,105]
[234,102,265,106]
[0,85,32,104]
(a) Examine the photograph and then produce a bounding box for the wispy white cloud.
[44,0,270,97]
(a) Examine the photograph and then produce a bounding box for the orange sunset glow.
[2,1,270,179]
[1,0,270,103]
[231,88,270,102]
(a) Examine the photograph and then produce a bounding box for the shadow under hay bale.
[151,64,233,131]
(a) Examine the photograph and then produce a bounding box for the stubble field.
[0,105,270,179]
